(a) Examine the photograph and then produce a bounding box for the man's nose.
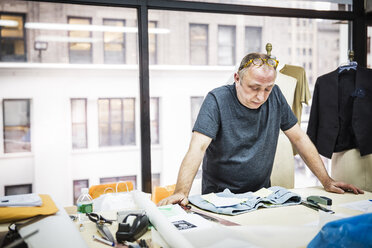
[256,90,265,101]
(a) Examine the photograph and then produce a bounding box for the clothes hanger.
[338,50,357,73]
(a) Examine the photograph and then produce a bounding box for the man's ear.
[234,72,239,83]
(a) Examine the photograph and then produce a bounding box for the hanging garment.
[307,66,372,158]
[280,64,311,125]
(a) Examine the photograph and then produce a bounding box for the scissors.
[87,213,115,243]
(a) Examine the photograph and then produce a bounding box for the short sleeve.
[277,87,298,131]
[192,92,221,139]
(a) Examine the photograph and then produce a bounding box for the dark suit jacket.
[307,66,372,159]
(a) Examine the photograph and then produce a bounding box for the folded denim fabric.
[188,186,301,215]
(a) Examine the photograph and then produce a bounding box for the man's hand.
[157,192,189,206]
[323,179,364,194]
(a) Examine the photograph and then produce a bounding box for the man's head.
[234,53,278,109]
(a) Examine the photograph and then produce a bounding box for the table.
[1,187,370,248]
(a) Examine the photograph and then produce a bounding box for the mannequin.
[332,150,372,192]
[270,72,297,188]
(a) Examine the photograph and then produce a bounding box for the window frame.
[4,184,32,196]
[67,16,93,64]
[0,12,27,62]
[2,98,31,154]
[189,23,209,65]
[103,18,126,64]
[98,97,136,147]
[16,0,371,193]
[217,24,236,65]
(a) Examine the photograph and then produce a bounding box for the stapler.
[301,195,334,214]
[116,213,149,243]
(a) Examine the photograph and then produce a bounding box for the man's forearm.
[174,148,204,197]
[293,134,332,186]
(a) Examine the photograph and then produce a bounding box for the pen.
[92,235,115,247]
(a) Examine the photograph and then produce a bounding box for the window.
[149,21,158,65]
[3,99,31,153]
[245,26,262,54]
[100,175,137,189]
[103,19,125,64]
[150,97,159,144]
[190,23,208,65]
[73,179,88,205]
[151,173,160,189]
[303,48,306,56]
[71,99,87,149]
[68,17,92,64]
[98,98,135,147]
[309,48,312,56]
[218,25,235,65]
[190,97,204,128]
[5,184,32,196]
[0,14,26,62]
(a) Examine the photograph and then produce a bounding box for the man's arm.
[284,124,364,194]
[157,131,212,206]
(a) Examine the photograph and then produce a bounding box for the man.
[158,53,363,206]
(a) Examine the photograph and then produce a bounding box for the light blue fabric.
[188,186,301,216]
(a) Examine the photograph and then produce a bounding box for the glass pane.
[150,9,349,194]
[73,179,88,205]
[0,1,140,206]
[98,99,109,122]
[190,24,208,65]
[72,123,87,149]
[3,100,31,153]
[172,0,352,11]
[148,21,157,64]
[150,98,159,144]
[5,184,32,196]
[71,99,86,123]
[111,99,122,123]
[218,25,235,65]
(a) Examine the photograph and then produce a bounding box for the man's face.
[234,66,276,109]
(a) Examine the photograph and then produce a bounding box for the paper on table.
[0,193,42,207]
[252,188,273,198]
[201,193,247,207]
[339,200,372,213]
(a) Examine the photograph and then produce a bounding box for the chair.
[89,181,133,199]
[151,184,176,204]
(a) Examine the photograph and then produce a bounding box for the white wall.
[0,64,233,206]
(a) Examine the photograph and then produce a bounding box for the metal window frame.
[23,0,371,193]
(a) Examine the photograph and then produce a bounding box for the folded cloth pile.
[189,186,301,215]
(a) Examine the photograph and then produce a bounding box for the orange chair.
[151,184,176,204]
[89,181,133,199]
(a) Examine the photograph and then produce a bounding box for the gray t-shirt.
[193,83,297,194]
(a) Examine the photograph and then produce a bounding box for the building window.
[0,14,26,62]
[190,23,208,65]
[73,179,89,205]
[218,25,235,65]
[71,99,87,149]
[68,17,92,64]
[3,99,31,153]
[150,97,159,144]
[149,21,158,65]
[103,19,125,64]
[190,96,204,128]
[5,184,32,196]
[151,173,160,189]
[303,48,306,56]
[100,175,137,190]
[245,26,262,54]
[98,98,135,147]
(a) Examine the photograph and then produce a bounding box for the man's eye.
[265,88,272,92]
